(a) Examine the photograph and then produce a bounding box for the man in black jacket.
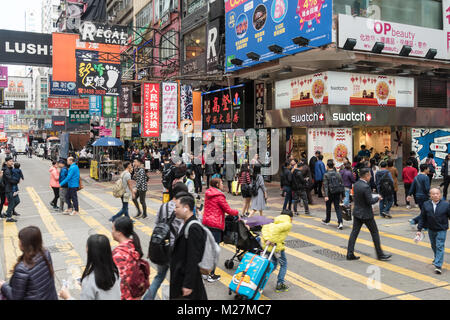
[322,160,345,230]
[441,153,450,200]
[309,151,320,195]
[280,161,293,212]
[408,151,419,172]
[170,195,207,300]
[3,156,19,223]
[346,168,392,261]
[416,188,450,274]
[291,159,309,215]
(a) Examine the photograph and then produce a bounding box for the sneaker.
[202,275,208,280]
[275,283,289,292]
[406,205,411,209]
[294,211,299,216]
[321,220,329,226]
[435,267,442,274]
[13,211,20,216]
[414,204,419,208]
[409,219,416,228]
[70,211,79,216]
[304,211,310,215]
[337,223,343,230]
[207,274,221,283]
[6,218,17,223]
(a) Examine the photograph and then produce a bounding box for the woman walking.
[250,165,267,217]
[0,226,58,300]
[202,178,239,282]
[387,159,399,206]
[109,162,135,223]
[59,234,121,300]
[225,163,236,194]
[237,163,252,216]
[49,161,60,210]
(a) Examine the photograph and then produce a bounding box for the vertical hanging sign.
[142,82,160,137]
[161,82,178,142]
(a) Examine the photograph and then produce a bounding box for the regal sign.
[79,22,128,46]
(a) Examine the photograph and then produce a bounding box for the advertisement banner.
[0,100,25,110]
[338,14,446,60]
[180,85,193,134]
[161,82,178,142]
[142,83,160,138]
[308,128,353,168]
[0,110,16,115]
[225,0,332,72]
[89,96,102,116]
[119,85,132,121]
[202,85,245,130]
[255,83,265,128]
[79,22,128,46]
[132,103,141,114]
[207,18,222,72]
[0,66,7,88]
[49,76,77,96]
[275,71,414,109]
[76,58,121,96]
[444,0,450,56]
[48,97,71,109]
[71,98,89,110]
[102,96,117,118]
[69,110,90,123]
[4,76,32,101]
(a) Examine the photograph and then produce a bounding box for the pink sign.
[0,110,16,115]
[100,128,112,137]
[0,67,7,88]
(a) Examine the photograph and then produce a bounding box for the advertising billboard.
[71,98,90,110]
[161,82,178,142]
[0,66,7,88]
[103,96,117,118]
[48,97,71,109]
[4,76,32,101]
[89,96,102,116]
[142,83,160,138]
[49,76,77,96]
[119,85,132,121]
[225,0,333,72]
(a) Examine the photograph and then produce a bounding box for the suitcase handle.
[262,244,277,261]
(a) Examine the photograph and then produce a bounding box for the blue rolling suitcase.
[228,245,276,300]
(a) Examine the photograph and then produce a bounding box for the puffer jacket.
[59,163,79,189]
[49,166,60,188]
[1,250,58,300]
[112,240,141,300]
[202,187,239,231]
[261,214,292,252]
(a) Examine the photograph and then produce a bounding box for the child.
[12,162,24,193]
[261,210,293,293]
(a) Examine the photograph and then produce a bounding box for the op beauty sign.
[225,0,332,72]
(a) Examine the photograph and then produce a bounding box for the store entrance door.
[353,127,392,160]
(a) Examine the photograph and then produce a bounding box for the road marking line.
[2,220,21,278]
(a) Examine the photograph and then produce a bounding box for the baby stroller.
[223,216,273,269]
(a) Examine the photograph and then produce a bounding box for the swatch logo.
[332,112,372,122]
[291,112,325,123]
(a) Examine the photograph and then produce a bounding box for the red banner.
[132,103,141,114]
[48,97,70,109]
[53,120,65,126]
[142,83,159,137]
[71,98,90,110]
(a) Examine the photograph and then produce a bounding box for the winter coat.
[170,215,207,300]
[309,156,317,179]
[112,240,142,300]
[387,167,399,191]
[323,169,345,198]
[441,159,450,178]
[261,214,292,252]
[59,167,69,188]
[202,187,239,231]
[418,200,450,232]
[314,161,326,181]
[59,163,80,189]
[225,164,236,182]
[205,164,215,176]
[402,166,417,184]
[3,166,19,193]
[49,167,60,188]
[1,250,58,300]
[340,168,355,188]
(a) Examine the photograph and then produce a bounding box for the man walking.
[322,160,345,230]
[59,157,80,216]
[58,159,68,213]
[402,160,417,209]
[416,188,450,274]
[309,151,320,195]
[314,154,326,198]
[408,151,419,172]
[291,159,309,215]
[347,168,392,261]
[375,161,395,218]
[407,164,431,228]
[132,158,148,219]
[3,156,19,223]
[441,153,450,200]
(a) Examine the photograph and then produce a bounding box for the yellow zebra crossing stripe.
[2,220,21,277]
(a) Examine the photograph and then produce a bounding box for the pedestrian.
[58,157,80,216]
[132,158,148,219]
[261,210,293,293]
[280,161,292,212]
[202,177,239,282]
[143,183,189,300]
[11,146,17,162]
[59,234,121,300]
[185,168,197,199]
[340,162,356,208]
[152,149,161,172]
[111,216,147,300]
[357,145,371,160]
[58,159,68,213]
[314,154,326,198]
[237,163,252,216]
[322,159,345,229]
[375,161,395,218]
[0,167,6,219]
[0,226,58,300]
[3,156,19,222]
[110,161,135,222]
[309,151,320,195]
[250,165,267,217]
[290,159,309,215]
[402,160,418,209]
[416,188,450,274]
[170,195,207,300]
[49,161,60,210]
[440,153,450,201]
[425,153,437,185]
[408,151,419,172]
[387,159,399,206]
[346,168,392,261]
[300,159,314,205]
[407,164,431,228]
[369,158,379,191]
[204,162,215,188]
[10,162,23,216]
[225,162,236,194]
[353,156,366,181]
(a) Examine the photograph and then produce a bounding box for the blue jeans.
[271,250,287,285]
[111,197,129,222]
[143,263,169,300]
[5,192,15,218]
[411,197,428,224]
[428,230,447,268]
[343,188,351,207]
[282,186,292,211]
[379,196,393,215]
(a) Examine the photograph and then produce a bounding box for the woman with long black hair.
[59,234,121,300]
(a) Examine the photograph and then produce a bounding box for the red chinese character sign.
[142,83,160,137]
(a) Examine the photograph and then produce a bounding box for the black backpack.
[426,159,435,174]
[379,172,394,196]
[148,203,178,265]
[162,167,173,190]
[327,172,345,195]
[250,176,259,197]
[291,170,303,191]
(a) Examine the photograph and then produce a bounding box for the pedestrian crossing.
[1,186,449,300]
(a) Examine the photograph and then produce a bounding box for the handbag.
[341,205,352,221]
[78,177,84,191]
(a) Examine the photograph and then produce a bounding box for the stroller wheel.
[224,259,234,269]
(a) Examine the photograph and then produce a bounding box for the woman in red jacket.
[202,178,239,283]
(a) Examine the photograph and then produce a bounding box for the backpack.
[162,167,173,190]
[148,203,178,265]
[184,220,221,275]
[291,170,303,191]
[327,172,345,195]
[426,159,435,174]
[112,172,125,198]
[379,172,394,196]
[127,254,150,298]
[250,176,259,197]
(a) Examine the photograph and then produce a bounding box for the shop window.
[136,1,153,28]
[160,29,178,62]
[184,25,206,60]
[186,0,206,15]
[417,79,447,108]
[334,0,443,30]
